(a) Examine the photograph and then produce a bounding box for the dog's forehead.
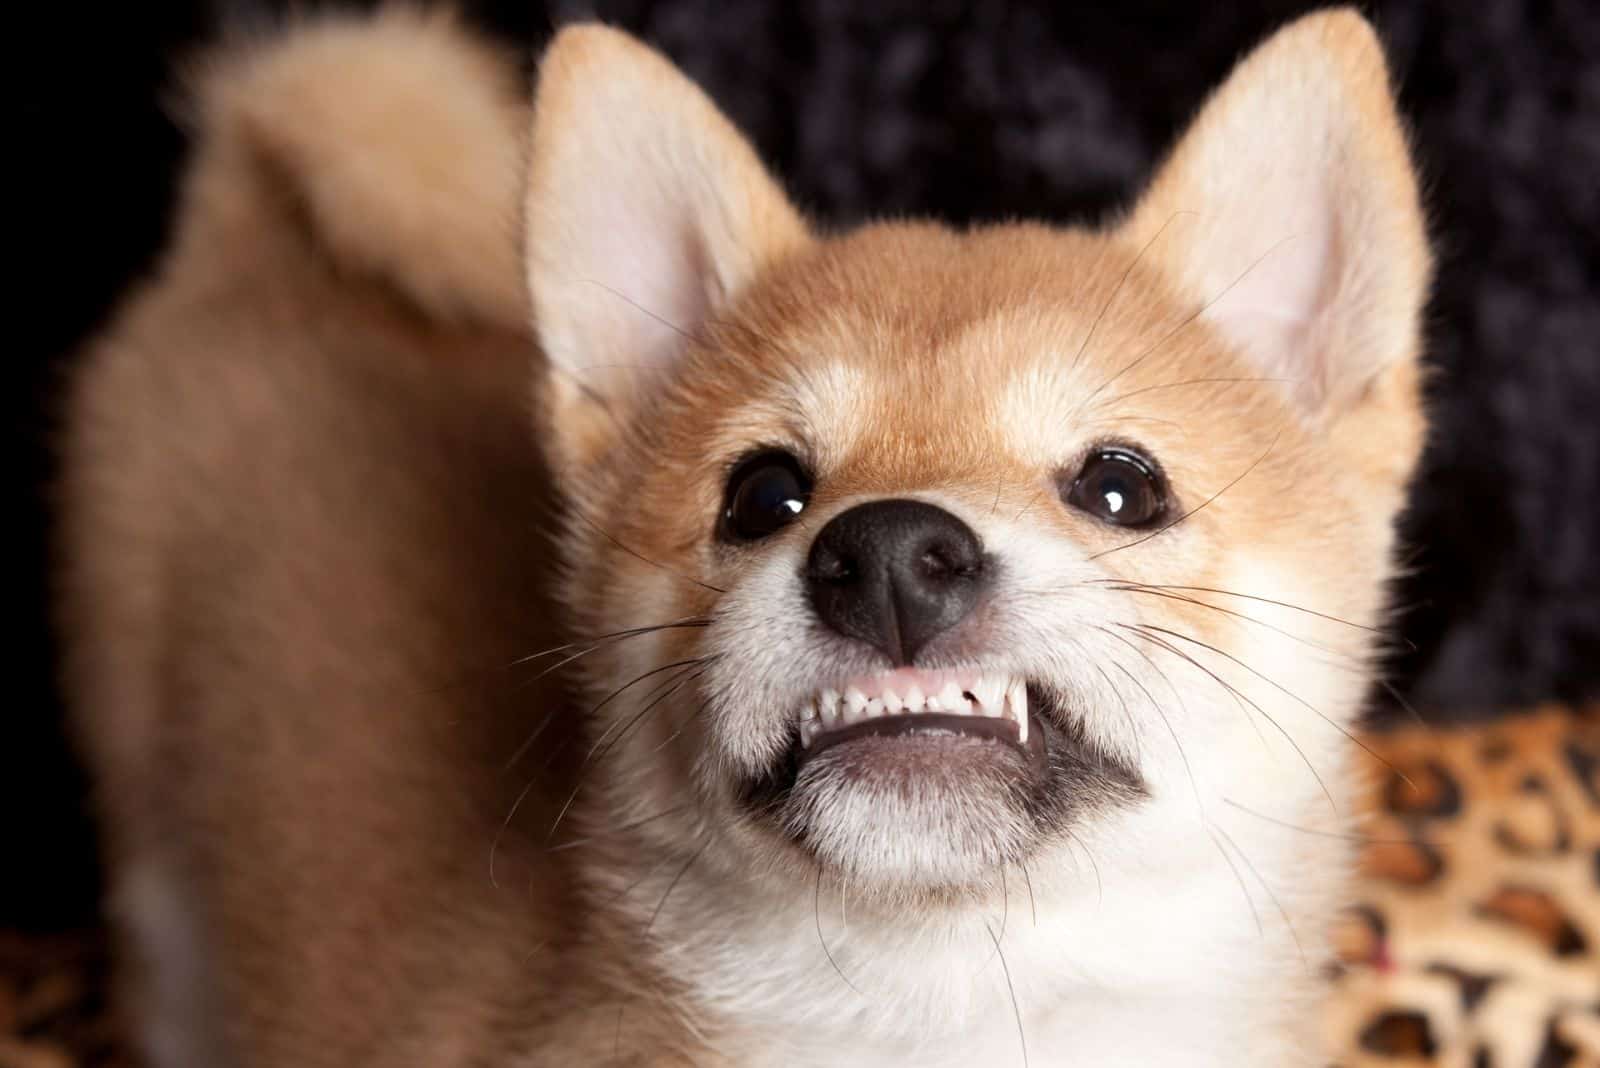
[706,221,1243,486]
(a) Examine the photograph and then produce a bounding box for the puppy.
[58,7,1430,1065]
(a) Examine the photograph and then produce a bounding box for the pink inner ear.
[1196,177,1341,395]
[567,186,714,380]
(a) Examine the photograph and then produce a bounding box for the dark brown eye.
[1066,448,1167,527]
[721,451,811,542]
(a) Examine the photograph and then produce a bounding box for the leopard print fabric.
[1324,705,1600,1067]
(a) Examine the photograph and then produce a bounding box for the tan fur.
[195,8,530,329]
[60,8,1431,1066]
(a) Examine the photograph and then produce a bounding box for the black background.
[12,1,1598,929]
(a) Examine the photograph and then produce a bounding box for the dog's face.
[524,14,1428,905]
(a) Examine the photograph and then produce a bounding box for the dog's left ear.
[1123,9,1430,421]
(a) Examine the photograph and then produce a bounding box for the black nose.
[805,499,988,665]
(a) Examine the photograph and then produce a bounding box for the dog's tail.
[185,7,529,330]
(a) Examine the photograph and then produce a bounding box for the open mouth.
[797,668,1032,759]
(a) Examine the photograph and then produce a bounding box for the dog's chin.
[736,686,1146,896]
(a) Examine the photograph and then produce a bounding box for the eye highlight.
[720,450,812,542]
[1064,447,1168,528]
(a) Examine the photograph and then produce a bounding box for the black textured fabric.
[13,1,1598,925]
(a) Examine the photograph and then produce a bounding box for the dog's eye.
[721,450,812,542]
[1065,448,1167,527]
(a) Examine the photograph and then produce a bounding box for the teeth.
[796,673,1034,748]
[1007,680,1030,744]
[844,687,867,721]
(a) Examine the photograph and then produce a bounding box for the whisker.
[581,659,709,763]
[544,804,691,853]
[1087,581,1392,638]
[1117,624,1337,814]
[585,662,709,763]
[502,625,711,772]
[1220,797,1442,849]
[1213,824,1305,966]
[1082,653,1144,765]
[643,840,708,936]
[1375,678,1429,725]
[985,920,1030,1068]
[1012,486,1049,525]
[1137,623,1411,789]
[1071,210,1195,370]
[502,618,713,672]
[489,774,542,888]
[580,277,706,347]
[569,508,726,594]
[1019,863,1038,928]
[1096,375,1295,406]
[546,660,712,841]
[1081,232,1301,405]
[816,869,865,996]
[996,865,1010,945]
[1097,584,1358,663]
[1093,626,1205,815]
[1064,830,1104,906]
[1205,824,1262,936]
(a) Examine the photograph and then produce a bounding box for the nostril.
[808,544,857,585]
[918,540,983,581]
[819,559,855,584]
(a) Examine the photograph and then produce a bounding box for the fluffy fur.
[59,8,1432,1065]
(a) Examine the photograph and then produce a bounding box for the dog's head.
[524,11,1428,904]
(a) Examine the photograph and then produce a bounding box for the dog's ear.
[524,25,810,471]
[1122,9,1430,421]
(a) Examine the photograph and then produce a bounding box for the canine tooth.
[1008,681,1029,744]
[883,689,903,714]
[799,701,818,723]
[903,685,925,712]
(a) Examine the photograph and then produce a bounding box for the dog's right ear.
[524,25,810,471]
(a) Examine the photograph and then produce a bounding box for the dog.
[57,7,1430,1064]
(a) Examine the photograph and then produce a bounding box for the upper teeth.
[798,672,1029,748]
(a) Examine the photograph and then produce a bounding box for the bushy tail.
[189,6,529,329]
